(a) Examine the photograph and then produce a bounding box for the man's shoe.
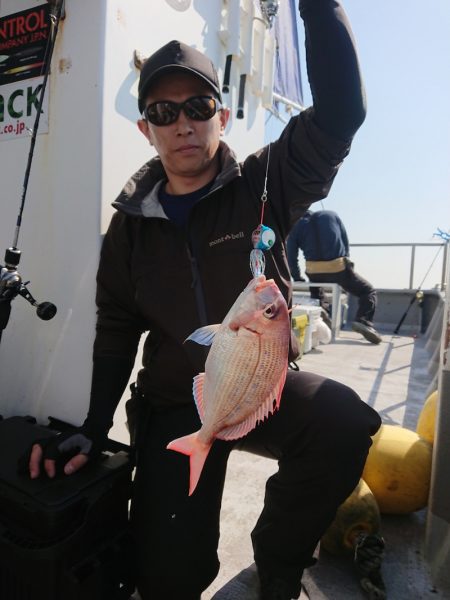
[351,321,382,345]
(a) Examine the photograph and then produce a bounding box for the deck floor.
[202,328,443,599]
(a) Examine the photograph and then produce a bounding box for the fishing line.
[250,144,277,278]
[259,141,271,224]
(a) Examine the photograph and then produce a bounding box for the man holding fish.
[29,1,381,599]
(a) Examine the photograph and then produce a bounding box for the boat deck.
[202,328,443,599]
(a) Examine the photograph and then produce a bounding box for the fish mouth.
[254,277,274,292]
[243,326,261,336]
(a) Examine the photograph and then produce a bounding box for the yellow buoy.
[416,390,438,445]
[362,424,433,514]
[321,479,381,556]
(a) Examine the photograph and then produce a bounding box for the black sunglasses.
[143,95,223,126]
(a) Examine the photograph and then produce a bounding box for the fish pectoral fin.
[217,414,260,441]
[217,394,275,441]
[167,432,211,496]
[185,324,221,346]
[193,373,206,421]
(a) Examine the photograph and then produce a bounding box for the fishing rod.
[393,236,447,335]
[0,1,65,344]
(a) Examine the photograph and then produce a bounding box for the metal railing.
[349,242,449,291]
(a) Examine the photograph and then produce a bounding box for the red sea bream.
[167,275,291,495]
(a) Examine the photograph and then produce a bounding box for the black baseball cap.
[138,40,222,113]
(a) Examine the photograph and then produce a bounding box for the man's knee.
[312,380,381,451]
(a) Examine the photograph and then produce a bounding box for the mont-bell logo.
[209,231,244,247]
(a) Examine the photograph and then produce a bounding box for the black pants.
[130,370,381,599]
[307,260,377,327]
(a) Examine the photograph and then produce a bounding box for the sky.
[266,0,450,289]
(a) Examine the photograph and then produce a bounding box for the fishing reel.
[0,247,57,332]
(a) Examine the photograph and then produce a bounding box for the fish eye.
[263,304,277,319]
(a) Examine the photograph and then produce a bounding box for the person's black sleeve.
[300,0,367,140]
[244,0,367,236]
[83,355,134,435]
[83,213,145,441]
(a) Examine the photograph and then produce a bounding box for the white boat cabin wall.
[0,0,278,425]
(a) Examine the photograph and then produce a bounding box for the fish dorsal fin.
[193,373,206,422]
[185,324,221,346]
[217,367,288,441]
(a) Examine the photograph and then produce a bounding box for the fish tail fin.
[167,432,211,496]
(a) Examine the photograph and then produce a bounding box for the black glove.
[18,422,108,477]
[39,423,107,460]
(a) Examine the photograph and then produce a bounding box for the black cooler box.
[0,416,135,600]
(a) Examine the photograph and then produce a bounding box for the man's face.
[138,72,229,189]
